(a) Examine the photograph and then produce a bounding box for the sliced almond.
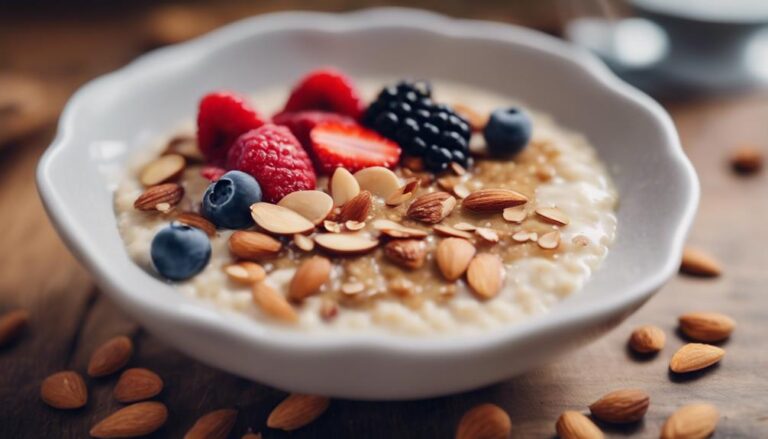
[87,335,133,377]
[267,394,330,432]
[452,184,470,199]
[384,239,427,269]
[314,233,379,255]
[556,410,604,439]
[436,238,476,281]
[455,403,511,439]
[338,190,372,222]
[462,188,528,212]
[661,403,719,439]
[353,166,401,199]
[113,368,163,403]
[134,183,184,211]
[680,247,721,277]
[330,167,360,206]
[176,212,216,236]
[628,325,666,354]
[277,190,333,225]
[185,408,238,439]
[341,282,365,295]
[503,206,527,223]
[589,388,650,423]
[293,233,315,252]
[385,190,414,207]
[512,231,536,243]
[323,220,342,233]
[537,231,560,250]
[252,283,298,323]
[251,202,315,235]
[475,227,500,243]
[0,309,28,347]
[730,145,763,174]
[535,206,570,226]
[224,262,266,284]
[41,371,88,409]
[433,224,473,240]
[407,191,456,224]
[467,253,504,299]
[679,312,735,342]
[90,401,168,438]
[450,162,467,176]
[289,256,332,301]
[669,343,725,373]
[372,219,428,239]
[345,220,365,231]
[454,222,477,231]
[139,154,185,186]
[163,134,204,162]
[229,231,282,260]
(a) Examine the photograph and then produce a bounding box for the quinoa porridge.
[114,73,617,336]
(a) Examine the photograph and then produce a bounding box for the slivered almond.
[134,183,184,211]
[164,134,204,162]
[338,190,372,222]
[450,162,467,176]
[139,154,185,186]
[628,325,666,354]
[454,222,476,231]
[289,257,331,301]
[90,401,168,438]
[680,247,721,277]
[436,238,476,281]
[556,410,604,439]
[277,190,333,225]
[455,403,511,439]
[88,335,133,377]
[503,205,526,223]
[661,403,719,439]
[535,206,569,226]
[224,262,266,284]
[670,343,724,373]
[467,253,504,299]
[330,167,359,206]
[314,233,379,255]
[176,212,216,236]
[384,239,426,269]
[407,191,456,224]
[251,202,315,235]
[537,231,560,249]
[679,312,735,342]
[323,220,342,233]
[41,371,88,409]
[345,220,365,231]
[184,408,238,439]
[353,166,401,198]
[372,219,428,239]
[433,224,473,240]
[267,394,330,431]
[462,188,528,212]
[589,388,650,423]
[229,231,282,260]
[252,283,298,323]
[293,233,315,252]
[0,309,28,347]
[475,227,500,243]
[113,368,163,403]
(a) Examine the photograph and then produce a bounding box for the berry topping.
[201,170,263,229]
[309,121,401,174]
[197,92,265,166]
[272,110,355,149]
[200,165,226,182]
[363,80,471,172]
[483,107,532,156]
[282,69,364,120]
[226,124,317,203]
[151,223,211,281]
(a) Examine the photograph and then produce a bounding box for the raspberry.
[197,92,265,166]
[272,110,355,149]
[226,124,317,203]
[282,69,364,120]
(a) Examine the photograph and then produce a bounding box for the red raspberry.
[197,92,265,166]
[282,69,364,120]
[226,124,317,203]
[272,110,355,149]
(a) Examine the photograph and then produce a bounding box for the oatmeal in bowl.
[114,69,617,336]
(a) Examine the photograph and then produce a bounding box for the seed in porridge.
[483,106,532,156]
[329,167,360,206]
[250,202,315,235]
[224,262,266,285]
[433,224,473,240]
[373,219,428,239]
[535,207,570,226]
[293,233,315,252]
[353,166,401,198]
[512,230,536,243]
[572,235,590,247]
[462,188,528,212]
[229,231,282,260]
[537,231,560,250]
[341,282,365,295]
[139,153,186,186]
[338,190,372,222]
[436,238,476,281]
[502,206,526,223]
[163,134,204,162]
[467,253,504,299]
[407,191,456,224]
[314,233,379,255]
[133,183,184,211]
[253,282,298,323]
[289,256,332,301]
[475,227,500,243]
[175,212,216,236]
[277,190,333,225]
[384,239,427,269]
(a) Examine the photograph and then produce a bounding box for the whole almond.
[384,239,427,269]
[139,153,185,186]
[467,253,504,300]
[253,283,298,323]
[133,183,184,211]
[455,403,511,439]
[0,309,29,347]
[176,212,216,236]
[184,408,238,439]
[462,188,528,212]
[589,388,649,423]
[242,433,262,439]
[436,238,476,281]
[88,335,133,377]
[661,403,719,439]
[669,343,724,373]
[680,247,721,277]
[628,325,666,354]
[730,145,763,174]
[40,370,88,409]
[338,190,373,222]
[678,312,735,342]
[407,191,456,223]
[113,368,163,403]
[289,256,332,301]
[267,394,330,431]
[229,231,282,260]
[90,401,168,438]
[556,410,604,439]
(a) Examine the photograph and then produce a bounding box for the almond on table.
[184,408,238,439]
[267,394,330,431]
[87,335,133,377]
[669,343,725,373]
[588,388,649,423]
[455,403,512,439]
[40,371,88,409]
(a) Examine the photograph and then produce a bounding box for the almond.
[589,388,650,423]
[386,179,419,207]
[384,239,426,269]
[455,403,511,439]
[678,312,735,342]
[537,231,560,250]
[407,191,456,223]
[139,153,185,186]
[436,238,476,281]
[354,166,401,198]
[224,262,266,285]
[669,343,724,373]
[628,325,666,354]
[502,205,526,223]
[242,432,262,439]
[252,282,298,323]
[133,183,184,211]
[229,231,282,260]
[680,247,721,277]
[175,212,216,236]
[475,227,500,243]
[556,410,604,439]
[277,190,334,225]
[184,408,238,439]
[293,233,315,252]
[314,233,379,255]
[251,202,315,235]
[40,370,88,409]
[453,103,487,131]
[0,309,28,347]
[462,188,528,212]
[433,224,473,240]
[88,335,133,377]
[113,368,163,403]
[661,403,719,439]
[267,394,330,431]
[289,256,332,301]
[338,190,372,222]
[90,401,168,438]
[730,145,763,174]
[164,134,204,162]
[467,253,504,299]
[372,219,428,239]
[330,167,359,206]
[324,220,342,233]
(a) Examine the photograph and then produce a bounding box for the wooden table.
[1,3,766,438]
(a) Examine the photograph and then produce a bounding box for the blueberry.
[151,223,211,281]
[201,170,262,229]
[483,107,532,156]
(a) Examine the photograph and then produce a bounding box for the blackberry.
[363,80,472,172]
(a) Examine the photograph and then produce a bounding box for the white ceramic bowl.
[37,8,698,400]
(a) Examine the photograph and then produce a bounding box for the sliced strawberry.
[282,69,364,120]
[197,92,264,166]
[309,122,401,174]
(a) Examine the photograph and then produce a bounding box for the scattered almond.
[134,183,184,211]
[537,231,560,250]
[452,184,471,199]
[678,312,735,342]
[455,403,511,439]
[436,238,476,281]
[229,231,282,260]
[0,309,28,347]
[535,206,569,226]
[314,233,379,255]
[184,408,238,439]
[450,162,467,176]
[512,231,537,243]
[175,212,215,236]
[289,256,332,301]
[341,282,365,295]
[277,190,334,225]
[384,239,427,269]
[90,401,168,438]
[253,283,298,323]
[467,253,504,299]
[345,220,365,231]
[88,335,133,377]
[502,206,526,223]
[251,202,315,235]
[589,388,650,423]
[730,145,763,174]
[324,220,342,233]
[462,188,528,212]
[454,222,477,231]
[407,191,456,223]
[224,262,266,285]
[113,368,163,403]
[164,134,204,162]
[293,233,315,252]
[139,154,185,186]
[267,394,330,431]
[680,247,721,277]
[353,166,401,198]
[669,343,725,373]
[338,190,373,222]
[433,224,473,240]
[40,371,88,409]
[475,227,500,243]
[628,325,666,354]
[386,179,419,206]
[372,219,428,239]
[330,167,360,206]
[661,403,719,439]
[556,410,604,439]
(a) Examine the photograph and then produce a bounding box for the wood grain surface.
[1,2,766,438]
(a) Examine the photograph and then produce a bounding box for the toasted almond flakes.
[535,206,570,226]
[537,231,560,250]
[435,238,476,281]
[252,283,298,323]
[475,227,500,243]
[251,202,315,235]
[139,154,185,186]
[454,222,477,231]
[277,190,334,225]
[452,184,471,199]
[450,162,467,176]
[353,166,401,198]
[385,190,414,207]
[345,220,365,231]
[224,262,266,285]
[669,343,725,373]
[323,220,342,233]
[314,233,379,255]
[372,219,428,239]
[512,231,535,243]
[433,224,473,240]
[502,206,526,223]
[293,233,315,252]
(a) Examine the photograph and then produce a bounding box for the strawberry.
[309,121,401,174]
[272,110,355,149]
[282,69,364,120]
[197,92,265,166]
